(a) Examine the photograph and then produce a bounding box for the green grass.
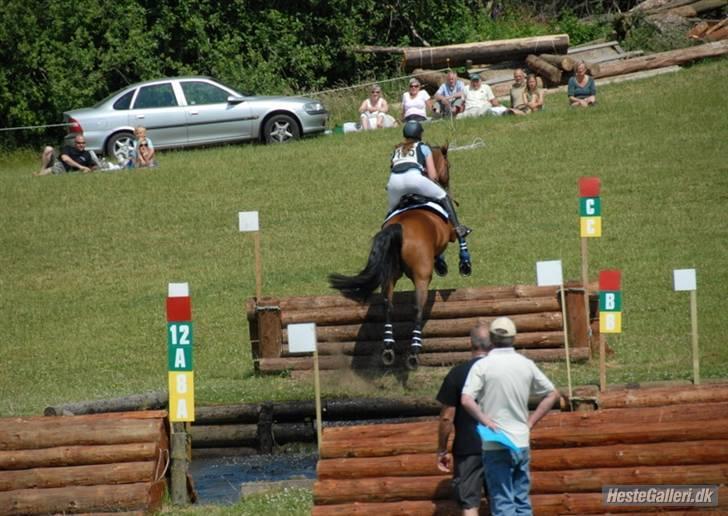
[1,59,727,421]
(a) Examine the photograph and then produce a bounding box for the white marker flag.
[238,211,260,232]
[536,260,564,287]
[288,323,317,353]
[673,268,697,291]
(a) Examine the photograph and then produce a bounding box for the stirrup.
[455,225,473,238]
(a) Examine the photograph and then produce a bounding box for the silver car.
[63,76,328,161]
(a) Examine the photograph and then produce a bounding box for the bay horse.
[329,145,471,369]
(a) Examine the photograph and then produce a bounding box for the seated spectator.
[359,85,390,130]
[434,71,466,118]
[400,78,432,123]
[35,136,99,176]
[460,74,493,118]
[521,74,544,114]
[460,74,509,118]
[135,138,157,168]
[568,61,597,107]
[131,126,156,168]
[509,68,528,114]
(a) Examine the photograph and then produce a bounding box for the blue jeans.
[482,448,531,516]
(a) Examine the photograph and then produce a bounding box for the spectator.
[134,138,157,168]
[521,74,544,114]
[35,136,100,176]
[460,74,507,118]
[436,324,493,516]
[359,85,390,130]
[509,68,528,114]
[130,126,156,167]
[461,317,561,516]
[434,71,466,118]
[400,78,432,123]
[568,61,597,107]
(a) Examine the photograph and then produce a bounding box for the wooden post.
[170,422,188,505]
[256,304,282,359]
[690,290,700,385]
[564,288,588,349]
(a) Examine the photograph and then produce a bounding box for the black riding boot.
[439,196,472,238]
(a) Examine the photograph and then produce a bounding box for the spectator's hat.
[469,73,481,81]
[490,317,516,337]
[409,77,421,86]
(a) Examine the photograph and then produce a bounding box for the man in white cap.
[461,316,561,515]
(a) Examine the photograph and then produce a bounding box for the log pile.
[0,411,168,515]
[313,383,728,515]
[247,283,598,374]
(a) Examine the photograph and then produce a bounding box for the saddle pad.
[383,201,448,225]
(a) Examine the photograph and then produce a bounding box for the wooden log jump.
[0,411,169,515]
[313,384,728,515]
[248,283,597,373]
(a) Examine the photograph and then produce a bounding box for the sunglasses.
[75,141,86,145]
[410,84,420,88]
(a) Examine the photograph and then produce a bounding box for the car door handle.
[136,115,145,119]
[188,111,199,115]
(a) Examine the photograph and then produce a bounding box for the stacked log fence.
[313,382,728,515]
[247,283,599,374]
[0,411,168,515]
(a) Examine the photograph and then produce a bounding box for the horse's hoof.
[405,353,419,371]
[434,257,448,277]
[381,349,396,367]
[459,260,472,277]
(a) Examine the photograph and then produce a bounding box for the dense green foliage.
[1,0,613,149]
[1,60,727,420]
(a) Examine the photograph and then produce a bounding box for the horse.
[328,145,471,369]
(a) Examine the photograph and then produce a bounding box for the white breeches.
[387,169,447,211]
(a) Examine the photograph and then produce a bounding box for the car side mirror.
[227,95,245,104]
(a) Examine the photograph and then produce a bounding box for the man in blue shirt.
[434,71,466,118]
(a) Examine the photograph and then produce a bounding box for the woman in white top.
[359,85,389,130]
[400,78,432,123]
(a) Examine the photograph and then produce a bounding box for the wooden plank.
[0,442,157,470]
[0,461,155,491]
[0,419,164,451]
[259,347,588,373]
[0,482,163,515]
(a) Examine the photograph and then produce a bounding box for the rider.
[387,120,472,239]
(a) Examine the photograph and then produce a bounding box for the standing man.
[436,324,492,515]
[434,71,466,118]
[461,317,561,515]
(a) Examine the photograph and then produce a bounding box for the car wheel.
[263,115,300,144]
[105,131,135,162]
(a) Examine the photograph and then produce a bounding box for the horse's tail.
[329,224,402,302]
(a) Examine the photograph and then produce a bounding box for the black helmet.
[403,120,423,140]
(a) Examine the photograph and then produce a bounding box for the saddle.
[383,194,448,226]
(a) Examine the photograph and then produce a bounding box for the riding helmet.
[403,120,424,140]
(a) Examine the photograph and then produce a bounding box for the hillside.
[1,59,727,416]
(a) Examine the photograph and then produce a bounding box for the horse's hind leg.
[381,284,396,367]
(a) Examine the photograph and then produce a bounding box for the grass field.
[1,59,726,516]
[1,59,727,421]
